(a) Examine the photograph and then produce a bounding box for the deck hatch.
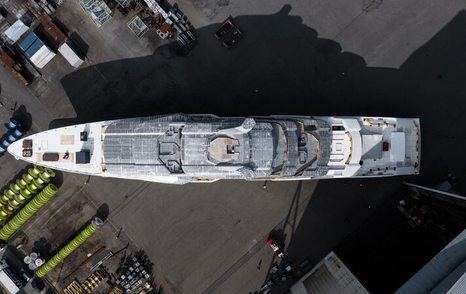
[76,150,91,164]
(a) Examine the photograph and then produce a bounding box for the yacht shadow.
[55,4,366,126]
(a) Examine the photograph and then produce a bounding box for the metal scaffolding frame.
[127,15,148,38]
[115,0,132,8]
[79,0,113,27]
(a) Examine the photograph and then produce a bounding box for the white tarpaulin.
[4,19,28,43]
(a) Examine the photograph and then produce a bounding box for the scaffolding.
[127,15,148,38]
[79,0,113,27]
[115,0,131,8]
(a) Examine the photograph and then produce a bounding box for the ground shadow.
[54,6,466,293]
[95,203,109,221]
[31,277,46,291]
[51,169,64,188]
[12,105,33,133]
[52,17,70,36]
[55,4,367,125]
[68,32,89,59]
[32,237,53,260]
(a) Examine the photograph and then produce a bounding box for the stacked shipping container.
[58,42,84,68]
[18,32,55,68]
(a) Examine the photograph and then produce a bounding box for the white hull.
[8,114,420,184]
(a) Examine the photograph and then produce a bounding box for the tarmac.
[0,0,465,293]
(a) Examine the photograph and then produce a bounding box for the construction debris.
[0,48,29,85]
[143,0,196,47]
[215,16,243,48]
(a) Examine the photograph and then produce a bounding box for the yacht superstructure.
[8,114,420,184]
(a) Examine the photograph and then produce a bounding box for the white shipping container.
[58,43,84,68]
[29,45,51,64]
[34,51,56,69]
[30,45,56,69]
[0,271,20,294]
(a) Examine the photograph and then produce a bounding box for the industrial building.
[290,252,369,294]
[396,225,466,293]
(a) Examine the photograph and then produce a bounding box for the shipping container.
[18,32,39,52]
[24,39,45,58]
[34,51,55,68]
[19,31,56,68]
[30,46,55,69]
[58,42,84,68]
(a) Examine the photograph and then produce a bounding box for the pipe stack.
[0,166,55,221]
[0,184,58,240]
[35,217,104,277]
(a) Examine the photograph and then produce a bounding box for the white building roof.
[397,229,466,294]
[447,271,466,294]
[290,251,369,294]
[0,271,20,294]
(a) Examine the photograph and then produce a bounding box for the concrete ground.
[0,0,465,293]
